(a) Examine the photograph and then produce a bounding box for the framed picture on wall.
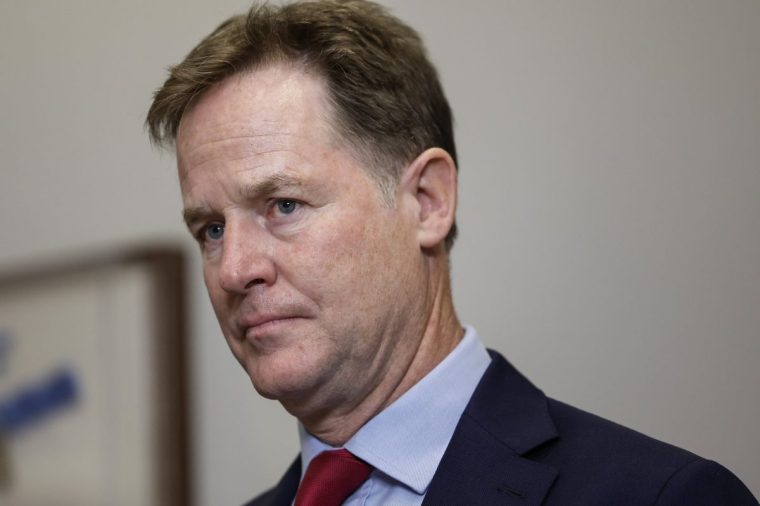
[0,247,189,506]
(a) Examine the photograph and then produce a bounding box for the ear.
[398,148,458,249]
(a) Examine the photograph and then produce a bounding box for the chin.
[243,347,331,403]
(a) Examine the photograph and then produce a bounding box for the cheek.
[280,227,357,299]
[295,211,407,308]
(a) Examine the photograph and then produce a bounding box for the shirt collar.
[299,325,491,494]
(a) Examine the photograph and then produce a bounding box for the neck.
[296,254,463,447]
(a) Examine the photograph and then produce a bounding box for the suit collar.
[423,350,559,505]
[466,350,559,455]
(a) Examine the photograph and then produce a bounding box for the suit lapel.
[423,351,560,506]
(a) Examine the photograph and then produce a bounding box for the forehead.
[176,64,336,165]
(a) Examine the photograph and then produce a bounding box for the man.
[147,1,757,504]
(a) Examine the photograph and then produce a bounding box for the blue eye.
[276,200,298,214]
[205,223,224,241]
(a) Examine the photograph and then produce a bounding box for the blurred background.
[1,0,758,504]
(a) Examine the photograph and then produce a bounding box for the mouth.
[242,315,305,341]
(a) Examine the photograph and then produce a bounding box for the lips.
[238,313,306,341]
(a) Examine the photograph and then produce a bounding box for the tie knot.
[295,449,373,506]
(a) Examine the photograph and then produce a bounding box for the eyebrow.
[181,172,307,229]
[239,172,304,201]
[182,204,216,230]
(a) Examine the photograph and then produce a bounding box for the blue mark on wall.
[0,368,79,435]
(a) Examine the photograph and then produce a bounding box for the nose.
[217,218,277,294]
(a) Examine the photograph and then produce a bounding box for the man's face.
[176,65,428,414]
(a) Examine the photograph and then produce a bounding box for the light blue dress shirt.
[298,326,492,505]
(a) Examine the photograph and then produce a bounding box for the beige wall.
[1,1,758,504]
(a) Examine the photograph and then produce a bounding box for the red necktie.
[294,449,373,506]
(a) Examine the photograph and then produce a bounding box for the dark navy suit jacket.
[246,351,757,505]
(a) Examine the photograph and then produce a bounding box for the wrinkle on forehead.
[179,133,301,172]
[176,64,339,157]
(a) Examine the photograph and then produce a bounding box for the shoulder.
[544,398,697,468]
[541,399,696,486]
[653,458,758,505]
[535,399,757,504]
[463,351,756,504]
